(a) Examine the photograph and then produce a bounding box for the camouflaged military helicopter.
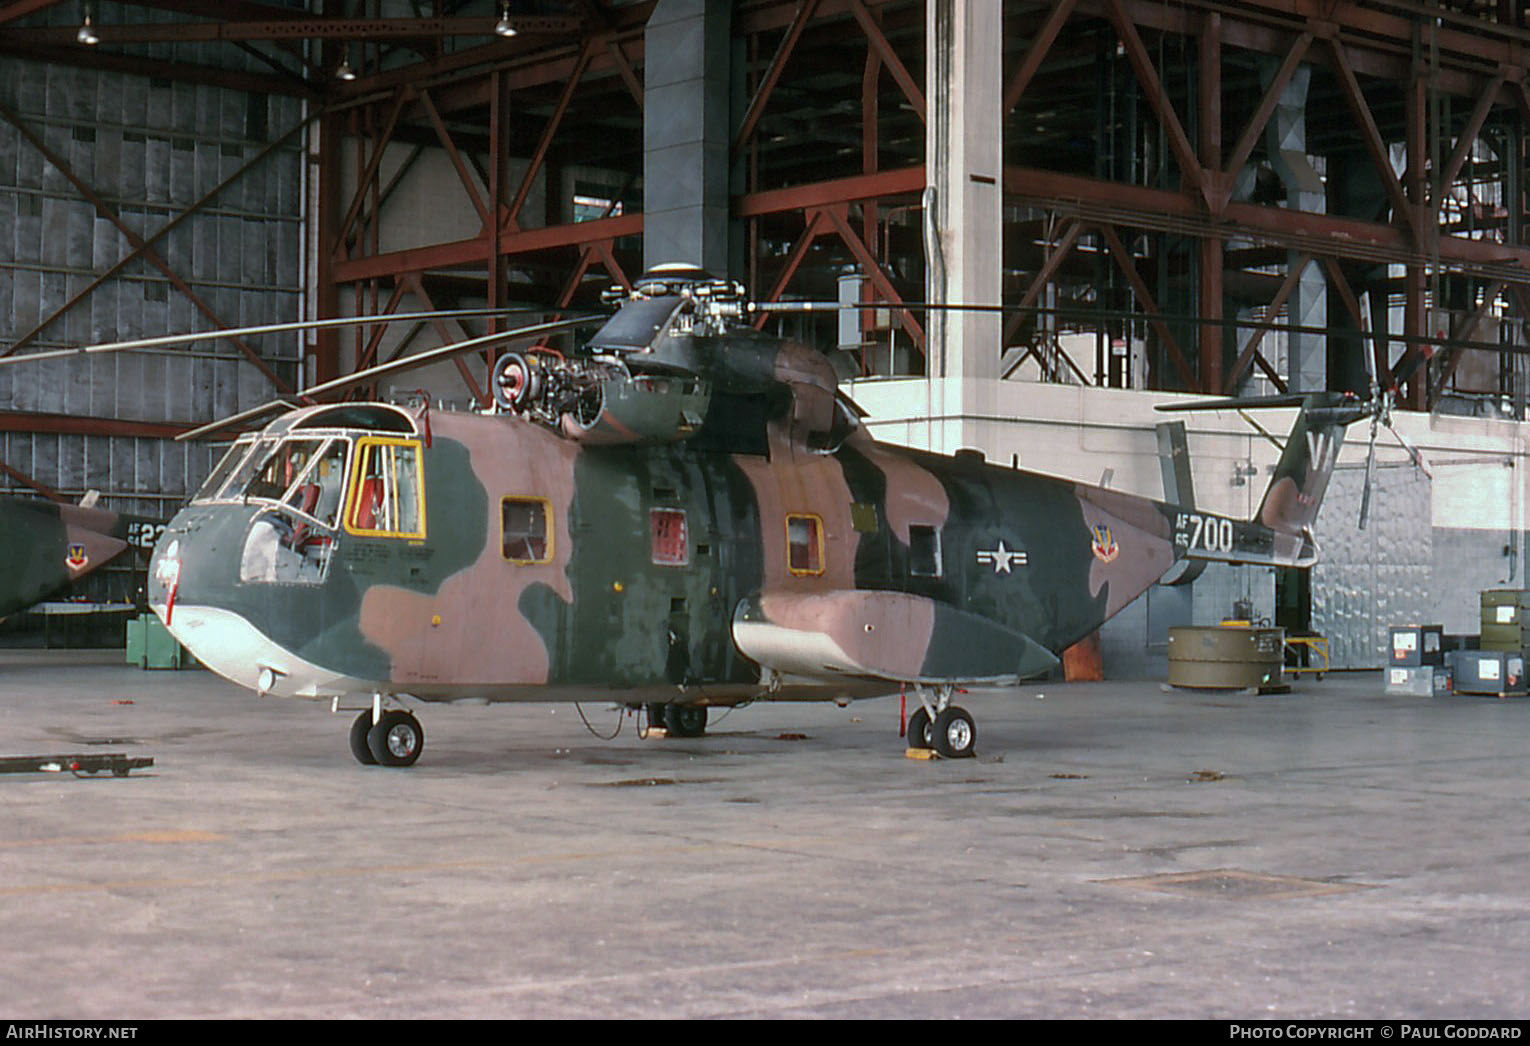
[139,263,1365,767]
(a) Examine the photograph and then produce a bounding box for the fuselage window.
[786,513,825,576]
[650,508,689,566]
[503,497,552,563]
[909,524,943,577]
[344,437,426,539]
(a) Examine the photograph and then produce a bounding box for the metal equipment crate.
[1448,650,1528,698]
[1388,625,1445,667]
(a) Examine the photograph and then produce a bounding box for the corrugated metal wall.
[0,55,304,520]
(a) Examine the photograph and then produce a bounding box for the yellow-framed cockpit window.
[786,513,825,576]
[502,496,553,564]
[343,437,426,539]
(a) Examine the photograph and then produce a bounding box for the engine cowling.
[560,371,710,445]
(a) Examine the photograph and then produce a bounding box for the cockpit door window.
[343,437,426,539]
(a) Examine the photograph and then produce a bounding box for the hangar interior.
[0,0,1527,670]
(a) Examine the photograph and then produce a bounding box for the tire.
[367,710,424,767]
[931,706,976,759]
[906,706,933,749]
[664,704,708,738]
[349,711,378,766]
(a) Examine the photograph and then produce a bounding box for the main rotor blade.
[1155,393,1314,412]
[176,314,602,442]
[0,306,558,367]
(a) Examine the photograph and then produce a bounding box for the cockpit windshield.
[192,434,351,522]
[193,437,258,502]
[194,436,276,503]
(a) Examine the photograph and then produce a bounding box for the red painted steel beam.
[752,210,828,330]
[1082,0,1519,93]
[418,88,493,231]
[330,213,644,285]
[846,0,923,123]
[337,3,649,98]
[0,0,64,26]
[1002,166,1530,281]
[1325,34,1417,240]
[1226,255,1312,389]
[735,165,924,218]
[1095,223,1198,389]
[1104,0,1205,197]
[1,16,580,46]
[735,0,821,152]
[818,204,925,352]
[505,41,594,232]
[1003,0,1079,114]
[333,89,408,260]
[0,457,63,502]
[1434,71,1508,218]
[0,412,196,440]
[0,39,314,96]
[1220,30,1313,198]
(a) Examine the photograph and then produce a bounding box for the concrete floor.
[1,651,1528,1019]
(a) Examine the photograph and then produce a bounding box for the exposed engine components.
[491,350,710,445]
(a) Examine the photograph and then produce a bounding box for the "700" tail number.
[1175,512,1235,554]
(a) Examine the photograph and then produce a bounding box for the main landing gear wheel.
[931,706,977,759]
[349,711,378,766]
[367,710,424,767]
[906,706,933,750]
[664,704,708,738]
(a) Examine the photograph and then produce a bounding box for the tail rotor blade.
[1386,421,1432,479]
[1358,418,1379,530]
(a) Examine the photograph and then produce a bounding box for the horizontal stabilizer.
[61,524,127,580]
[732,590,1057,685]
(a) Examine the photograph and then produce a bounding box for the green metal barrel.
[1167,625,1285,689]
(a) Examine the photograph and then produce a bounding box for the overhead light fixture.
[495,3,517,37]
[336,59,356,82]
[76,8,99,46]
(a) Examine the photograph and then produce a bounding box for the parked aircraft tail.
[1157,392,1371,570]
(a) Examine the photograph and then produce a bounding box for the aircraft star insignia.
[976,540,1028,575]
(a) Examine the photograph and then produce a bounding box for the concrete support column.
[643,0,732,274]
[925,0,1002,383]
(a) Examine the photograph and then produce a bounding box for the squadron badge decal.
[1090,524,1119,564]
[65,543,89,570]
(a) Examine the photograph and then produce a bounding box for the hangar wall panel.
[0,57,304,508]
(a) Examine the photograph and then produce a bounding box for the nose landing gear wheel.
[366,710,424,767]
